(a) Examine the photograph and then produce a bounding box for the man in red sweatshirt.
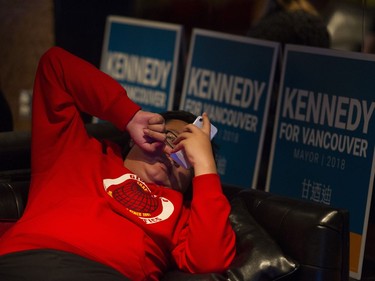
[0,47,236,281]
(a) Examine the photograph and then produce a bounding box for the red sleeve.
[171,174,236,273]
[31,47,141,173]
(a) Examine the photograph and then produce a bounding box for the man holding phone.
[0,47,236,281]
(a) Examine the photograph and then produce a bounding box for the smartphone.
[192,116,218,140]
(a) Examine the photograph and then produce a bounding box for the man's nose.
[163,143,173,155]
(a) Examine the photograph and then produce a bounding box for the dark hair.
[159,110,197,125]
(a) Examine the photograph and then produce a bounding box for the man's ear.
[122,138,134,159]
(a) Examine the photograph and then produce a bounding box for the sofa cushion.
[226,197,299,281]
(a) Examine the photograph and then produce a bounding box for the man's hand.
[172,113,217,175]
[126,110,166,152]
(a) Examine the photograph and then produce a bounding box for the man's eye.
[166,135,176,142]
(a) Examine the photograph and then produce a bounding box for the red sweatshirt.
[0,47,236,281]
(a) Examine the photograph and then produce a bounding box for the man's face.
[124,119,193,193]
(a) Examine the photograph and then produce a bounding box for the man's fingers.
[143,128,166,143]
[148,114,165,126]
[201,113,211,135]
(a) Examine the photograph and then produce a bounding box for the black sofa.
[0,123,350,281]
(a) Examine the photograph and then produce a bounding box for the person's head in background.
[276,0,318,15]
[250,0,320,27]
[248,0,330,49]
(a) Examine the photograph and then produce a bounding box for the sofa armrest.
[0,181,29,222]
[237,189,350,281]
[163,186,299,281]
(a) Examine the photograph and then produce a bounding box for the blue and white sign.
[179,29,279,188]
[100,15,182,113]
[267,44,375,280]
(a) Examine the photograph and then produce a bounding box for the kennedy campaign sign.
[179,29,279,188]
[100,15,182,113]
[267,44,375,280]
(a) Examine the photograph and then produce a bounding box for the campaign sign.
[100,15,182,113]
[179,29,279,188]
[267,44,375,280]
